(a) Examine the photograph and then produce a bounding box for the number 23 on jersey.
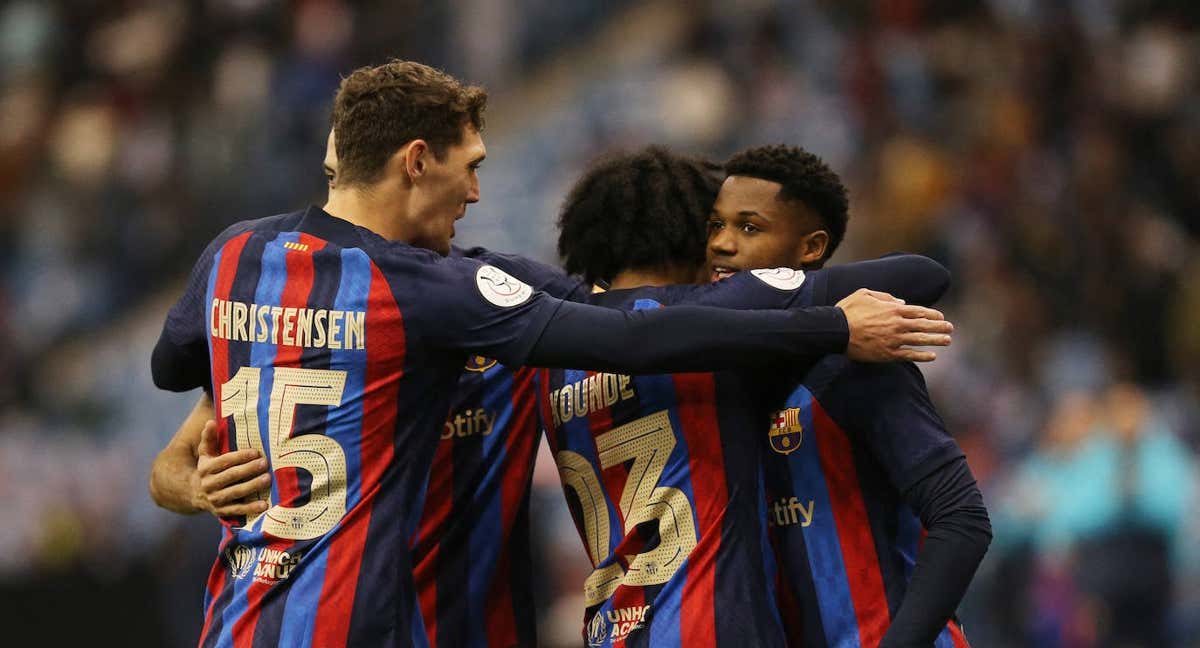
[556,410,699,606]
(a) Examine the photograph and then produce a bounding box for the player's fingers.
[900,318,954,335]
[892,348,938,362]
[198,420,221,458]
[205,456,270,491]
[199,451,262,475]
[214,500,270,518]
[897,305,945,321]
[897,332,952,348]
[209,474,272,505]
[858,289,903,303]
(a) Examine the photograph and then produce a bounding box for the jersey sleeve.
[669,254,949,311]
[662,267,817,309]
[152,222,258,392]
[406,256,564,367]
[458,246,590,302]
[809,253,950,307]
[824,361,964,493]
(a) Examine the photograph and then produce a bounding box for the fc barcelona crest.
[769,408,803,455]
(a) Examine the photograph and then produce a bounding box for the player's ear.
[795,230,829,268]
[401,140,430,183]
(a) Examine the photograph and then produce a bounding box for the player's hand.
[837,288,953,363]
[192,420,271,518]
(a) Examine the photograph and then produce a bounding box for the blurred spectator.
[993,385,1197,645]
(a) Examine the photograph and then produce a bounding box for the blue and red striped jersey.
[410,247,587,648]
[536,268,823,648]
[762,357,970,648]
[156,207,563,647]
[412,360,540,648]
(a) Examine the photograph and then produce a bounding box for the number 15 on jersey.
[219,366,350,540]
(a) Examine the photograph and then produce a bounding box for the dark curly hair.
[557,147,723,285]
[332,60,487,187]
[724,144,849,260]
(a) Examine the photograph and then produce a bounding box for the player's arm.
[831,363,991,647]
[690,253,948,311]
[151,223,256,393]
[148,393,271,517]
[422,258,951,375]
[658,256,953,363]
[459,246,590,301]
[526,291,951,370]
[812,253,950,307]
[883,456,991,648]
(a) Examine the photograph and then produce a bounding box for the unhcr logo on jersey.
[769,407,804,455]
[225,545,256,580]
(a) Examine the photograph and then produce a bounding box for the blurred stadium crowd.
[1,0,1197,645]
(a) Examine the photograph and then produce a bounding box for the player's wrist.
[830,305,850,353]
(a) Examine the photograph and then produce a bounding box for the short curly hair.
[332,60,487,187]
[558,147,723,285]
[724,145,849,260]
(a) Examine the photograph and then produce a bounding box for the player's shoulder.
[369,244,545,310]
[194,210,305,264]
[451,245,546,282]
[224,210,305,239]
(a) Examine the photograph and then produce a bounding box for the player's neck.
[609,265,703,290]
[323,186,412,242]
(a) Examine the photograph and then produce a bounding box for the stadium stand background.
[1,1,1198,645]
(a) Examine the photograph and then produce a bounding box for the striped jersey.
[156,207,563,647]
[762,357,971,648]
[536,267,829,648]
[411,248,588,648]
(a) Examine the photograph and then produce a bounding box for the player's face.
[409,125,485,255]
[707,175,827,279]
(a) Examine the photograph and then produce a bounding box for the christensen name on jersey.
[210,297,366,350]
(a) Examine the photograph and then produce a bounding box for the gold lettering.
[269,307,283,344]
[218,299,233,339]
[210,299,221,337]
[604,374,619,406]
[281,307,297,346]
[295,308,313,347]
[256,305,270,342]
[587,374,605,413]
[619,375,634,400]
[573,382,589,418]
[550,387,562,428]
[345,311,365,350]
[797,499,815,527]
[312,310,327,347]
[328,310,343,350]
[560,386,573,424]
[231,301,248,341]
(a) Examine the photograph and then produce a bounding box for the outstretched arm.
[526,294,951,372]
[148,394,269,518]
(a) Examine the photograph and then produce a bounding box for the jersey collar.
[297,205,372,248]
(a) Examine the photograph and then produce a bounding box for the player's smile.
[710,264,740,282]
